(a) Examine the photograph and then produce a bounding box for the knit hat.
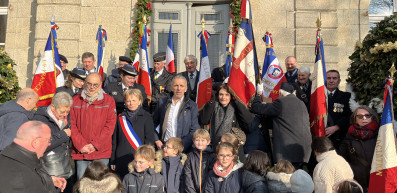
[290,169,314,193]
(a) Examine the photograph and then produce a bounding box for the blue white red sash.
[119,115,142,150]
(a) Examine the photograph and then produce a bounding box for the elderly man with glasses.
[70,72,117,179]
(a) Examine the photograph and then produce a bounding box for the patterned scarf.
[213,160,234,178]
[348,121,379,140]
[210,102,235,146]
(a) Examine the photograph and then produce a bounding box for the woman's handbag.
[41,149,73,179]
[230,127,246,146]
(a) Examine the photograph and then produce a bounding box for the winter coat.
[313,150,354,193]
[0,101,33,151]
[266,172,292,193]
[154,150,187,193]
[122,162,164,193]
[56,86,82,97]
[70,89,117,160]
[211,65,226,91]
[0,142,56,193]
[293,80,312,112]
[111,107,155,178]
[184,146,217,193]
[339,134,376,191]
[251,95,312,163]
[150,68,174,106]
[327,88,352,149]
[103,68,121,88]
[242,170,269,193]
[104,81,149,114]
[243,115,270,154]
[76,173,122,193]
[203,162,244,193]
[153,92,200,153]
[178,71,199,101]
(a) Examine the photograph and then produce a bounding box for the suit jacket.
[178,70,199,101]
[103,82,149,115]
[327,88,352,148]
[150,68,174,105]
[293,80,312,112]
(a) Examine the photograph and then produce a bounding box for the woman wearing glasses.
[339,106,379,192]
[33,92,74,191]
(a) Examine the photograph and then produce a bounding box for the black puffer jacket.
[242,170,269,193]
[184,146,216,193]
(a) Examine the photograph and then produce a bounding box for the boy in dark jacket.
[184,129,216,193]
[123,145,164,193]
[159,137,187,193]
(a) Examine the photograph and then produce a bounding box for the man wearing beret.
[103,56,132,88]
[104,65,149,115]
[150,52,174,112]
[59,54,69,81]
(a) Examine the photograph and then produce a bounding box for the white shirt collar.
[156,68,164,76]
[327,89,336,95]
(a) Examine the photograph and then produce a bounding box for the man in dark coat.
[293,66,312,112]
[325,70,352,149]
[104,64,149,114]
[0,88,38,151]
[153,75,200,153]
[284,56,299,83]
[81,52,107,82]
[178,55,199,101]
[0,121,66,192]
[251,82,312,168]
[150,52,174,112]
[103,56,132,88]
[211,64,227,91]
[59,54,70,80]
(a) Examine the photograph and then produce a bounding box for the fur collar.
[266,171,292,184]
[128,150,187,174]
[78,175,121,193]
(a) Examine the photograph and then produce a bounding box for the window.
[158,32,179,72]
[0,0,8,47]
[369,0,395,29]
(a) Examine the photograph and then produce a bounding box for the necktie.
[74,88,79,94]
[154,72,159,80]
[190,73,195,89]
[123,88,127,92]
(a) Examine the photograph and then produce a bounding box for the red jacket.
[70,90,117,160]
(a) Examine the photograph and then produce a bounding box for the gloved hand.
[223,77,229,84]
[257,83,264,95]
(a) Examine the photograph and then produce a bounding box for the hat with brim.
[280,82,295,93]
[153,52,166,62]
[119,56,132,64]
[120,64,139,76]
[59,54,68,63]
[70,68,87,80]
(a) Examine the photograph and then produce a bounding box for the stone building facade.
[4,0,371,89]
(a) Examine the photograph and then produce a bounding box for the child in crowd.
[156,137,187,193]
[184,129,216,193]
[289,169,314,193]
[204,142,243,193]
[333,180,363,193]
[122,145,164,193]
[73,160,123,193]
[242,150,270,193]
[266,159,295,193]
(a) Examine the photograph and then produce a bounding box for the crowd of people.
[0,52,377,193]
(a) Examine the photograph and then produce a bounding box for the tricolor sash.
[119,115,142,150]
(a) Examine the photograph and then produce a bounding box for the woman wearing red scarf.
[339,106,379,193]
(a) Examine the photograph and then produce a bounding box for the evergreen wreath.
[129,0,152,60]
[0,47,21,103]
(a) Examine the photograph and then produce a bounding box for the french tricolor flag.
[31,21,64,107]
[196,30,212,111]
[137,24,152,102]
[240,0,252,20]
[165,24,175,73]
[96,25,107,82]
[132,49,140,71]
[368,79,397,193]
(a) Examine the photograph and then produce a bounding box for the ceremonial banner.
[260,32,286,101]
[132,49,140,71]
[119,115,142,150]
[31,21,64,107]
[196,30,212,111]
[225,28,235,77]
[310,28,327,137]
[166,24,175,73]
[368,78,397,193]
[137,24,151,101]
[96,25,107,81]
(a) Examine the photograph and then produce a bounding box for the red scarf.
[348,121,379,140]
[213,160,233,178]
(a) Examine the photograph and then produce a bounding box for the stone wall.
[6,0,370,89]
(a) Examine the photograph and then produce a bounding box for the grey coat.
[251,95,312,163]
[123,167,164,193]
[0,101,33,151]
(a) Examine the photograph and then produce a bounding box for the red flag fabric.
[137,24,151,102]
[196,30,212,111]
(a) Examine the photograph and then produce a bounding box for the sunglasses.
[356,114,371,119]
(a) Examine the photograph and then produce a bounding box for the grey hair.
[51,92,73,108]
[184,55,198,64]
[172,75,187,86]
[82,52,95,61]
[299,66,311,75]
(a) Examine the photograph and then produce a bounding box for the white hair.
[298,66,310,75]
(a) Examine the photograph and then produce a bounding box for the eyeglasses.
[356,114,372,119]
[86,82,100,89]
[134,160,147,165]
[163,145,175,150]
[218,154,234,159]
[37,137,53,143]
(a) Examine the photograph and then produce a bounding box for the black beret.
[70,68,87,80]
[120,64,139,76]
[280,82,295,93]
[59,54,68,63]
[119,56,132,64]
[153,52,166,62]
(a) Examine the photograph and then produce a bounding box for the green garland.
[0,47,20,103]
[129,0,152,60]
[230,0,242,31]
